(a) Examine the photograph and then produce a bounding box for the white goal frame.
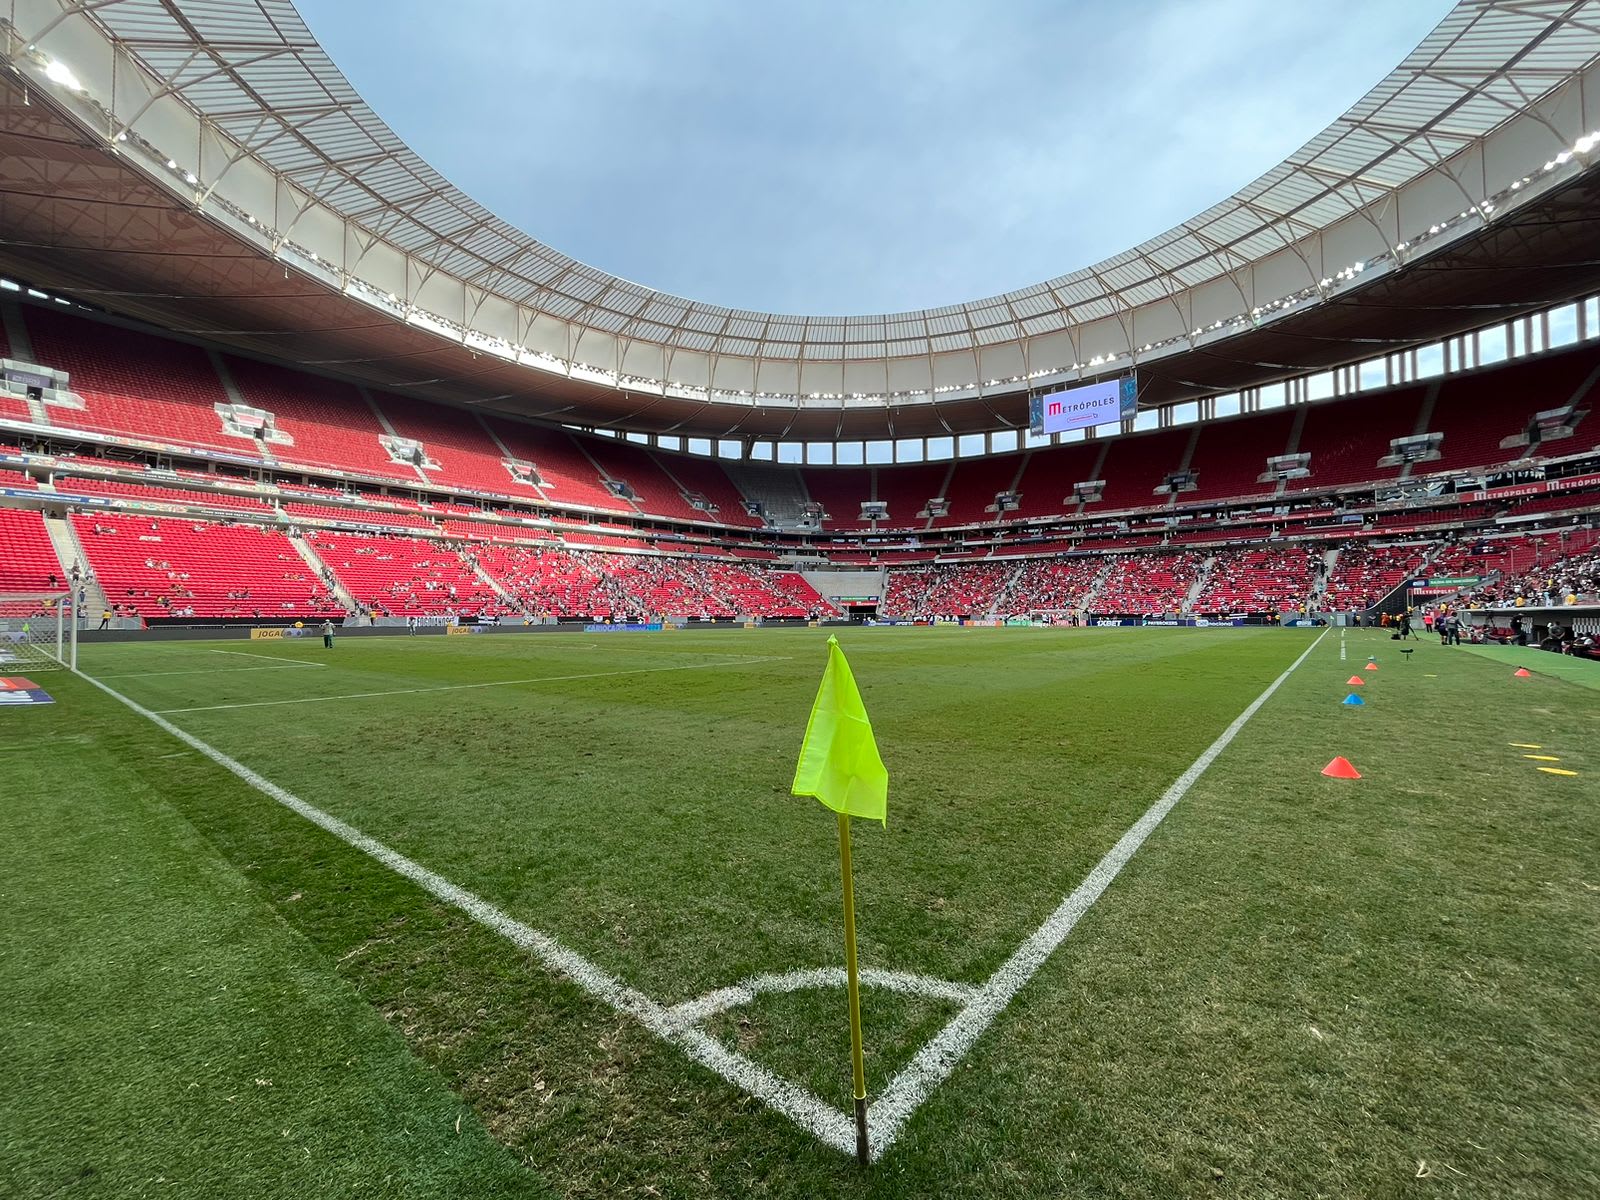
[0,592,76,671]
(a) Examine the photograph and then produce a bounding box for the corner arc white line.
[71,666,860,1158]
[864,629,1329,1159]
[667,967,977,1031]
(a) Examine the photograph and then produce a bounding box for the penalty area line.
[71,665,861,1158]
[864,628,1329,1159]
[207,649,328,667]
[153,656,789,715]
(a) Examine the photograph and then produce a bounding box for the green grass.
[3,627,1596,1198]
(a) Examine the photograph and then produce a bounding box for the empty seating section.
[654,454,763,527]
[24,308,245,453]
[74,514,340,618]
[0,318,27,421]
[940,455,1025,525]
[1427,352,1598,472]
[281,501,438,530]
[1093,429,1192,510]
[224,356,403,479]
[582,438,701,520]
[486,420,621,511]
[803,469,872,531]
[1186,412,1294,502]
[1321,543,1424,609]
[1094,551,1203,613]
[1192,547,1314,613]
[0,507,63,592]
[57,475,271,513]
[306,531,500,616]
[1014,442,1104,519]
[872,464,952,529]
[1290,388,1423,493]
[376,395,543,497]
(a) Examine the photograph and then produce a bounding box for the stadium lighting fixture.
[42,58,82,91]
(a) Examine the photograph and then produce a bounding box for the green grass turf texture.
[2,626,1595,1198]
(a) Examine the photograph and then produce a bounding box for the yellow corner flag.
[791,635,888,825]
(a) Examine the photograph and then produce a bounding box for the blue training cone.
[1342,693,1365,706]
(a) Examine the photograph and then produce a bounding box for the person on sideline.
[320,618,335,649]
[98,608,111,630]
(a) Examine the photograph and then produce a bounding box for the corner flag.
[791,635,888,825]
[792,634,886,1165]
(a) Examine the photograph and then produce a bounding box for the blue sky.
[297,0,1455,315]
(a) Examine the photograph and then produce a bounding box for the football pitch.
[3,626,1597,1199]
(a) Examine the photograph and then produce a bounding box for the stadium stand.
[1093,551,1204,614]
[1185,412,1296,503]
[582,437,703,522]
[73,513,342,619]
[1288,388,1423,493]
[1321,542,1425,610]
[1191,546,1315,614]
[223,356,403,479]
[1093,428,1193,511]
[0,507,63,592]
[304,530,501,617]
[22,308,244,454]
[484,419,624,512]
[376,395,545,498]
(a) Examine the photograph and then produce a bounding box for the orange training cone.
[1365,662,1378,671]
[1346,675,1365,686]
[1514,667,1532,678]
[1321,756,1362,779]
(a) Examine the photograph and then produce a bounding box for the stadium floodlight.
[42,58,82,91]
[0,592,76,672]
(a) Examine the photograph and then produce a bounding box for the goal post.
[0,592,75,671]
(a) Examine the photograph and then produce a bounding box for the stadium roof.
[2,0,1600,439]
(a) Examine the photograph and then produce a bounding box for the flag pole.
[837,811,869,1165]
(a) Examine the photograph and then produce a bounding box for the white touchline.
[207,649,328,667]
[862,629,1328,1158]
[153,656,788,715]
[73,666,862,1158]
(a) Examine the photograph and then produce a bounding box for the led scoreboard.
[1028,376,1137,435]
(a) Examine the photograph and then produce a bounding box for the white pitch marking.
[863,628,1329,1158]
[70,632,1326,1161]
[207,649,327,667]
[153,657,787,715]
[71,666,862,1157]
[666,967,977,1031]
[1340,629,1346,661]
[97,664,324,679]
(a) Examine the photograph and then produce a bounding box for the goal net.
[0,593,73,672]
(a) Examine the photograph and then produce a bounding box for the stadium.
[2,0,1598,1195]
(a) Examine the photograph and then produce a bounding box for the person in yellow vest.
[1566,592,1578,605]
[98,608,112,630]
